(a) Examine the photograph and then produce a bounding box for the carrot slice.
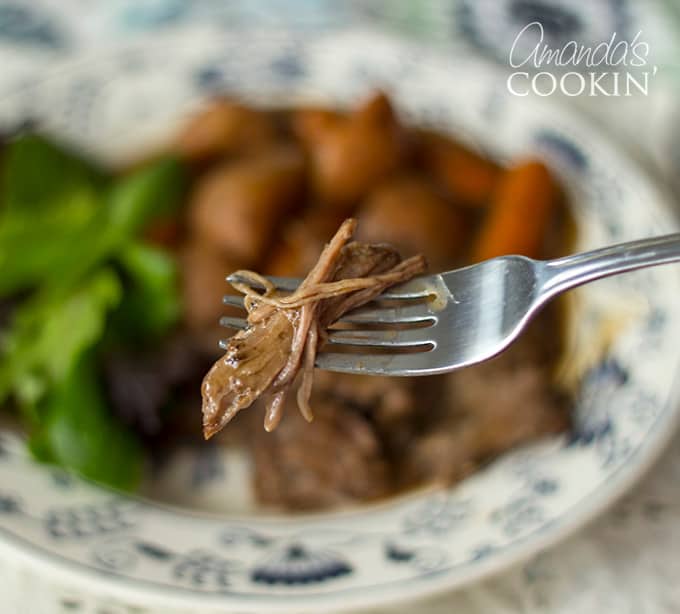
[472,160,560,262]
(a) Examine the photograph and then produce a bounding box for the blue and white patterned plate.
[0,28,679,613]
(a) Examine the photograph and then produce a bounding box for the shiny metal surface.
[222,234,680,375]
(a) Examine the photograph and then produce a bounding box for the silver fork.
[221,234,680,376]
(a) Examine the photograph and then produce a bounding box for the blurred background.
[1,0,679,192]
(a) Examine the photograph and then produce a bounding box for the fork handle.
[539,233,680,299]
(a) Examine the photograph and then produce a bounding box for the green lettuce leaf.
[0,269,122,411]
[0,135,105,294]
[110,242,182,343]
[0,133,104,215]
[0,137,187,490]
[107,156,186,238]
[29,351,143,491]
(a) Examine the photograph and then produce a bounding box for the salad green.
[0,133,188,490]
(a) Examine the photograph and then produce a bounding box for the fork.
[221,234,680,376]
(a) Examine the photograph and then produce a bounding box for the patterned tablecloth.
[2,1,680,612]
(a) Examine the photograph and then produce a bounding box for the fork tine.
[340,303,436,325]
[225,273,435,300]
[315,349,438,376]
[220,316,247,330]
[222,282,438,328]
[375,279,436,300]
[222,293,436,321]
[226,273,300,293]
[222,295,245,309]
[326,328,434,348]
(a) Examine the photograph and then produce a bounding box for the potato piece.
[301,92,407,211]
[176,99,277,161]
[420,132,501,208]
[179,240,242,331]
[189,146,305,263]
[357,175,466,268]
[472,160,560,262]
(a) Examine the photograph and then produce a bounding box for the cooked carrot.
[472,160,560,262]
[421,132,501,208]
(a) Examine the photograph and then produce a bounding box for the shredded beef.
[201,218,427,437]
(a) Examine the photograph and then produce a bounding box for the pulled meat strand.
[296,323,318,422]
[270,219,355,392]
[231,275,393,308]
[264,390,288,432]
[201,218,427,437]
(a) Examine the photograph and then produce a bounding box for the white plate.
[0,28,679,613]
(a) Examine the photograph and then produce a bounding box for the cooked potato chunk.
[189,146,305,263]
[298,92,407,211]
[176,99,278,161]
[357,175,467,267]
